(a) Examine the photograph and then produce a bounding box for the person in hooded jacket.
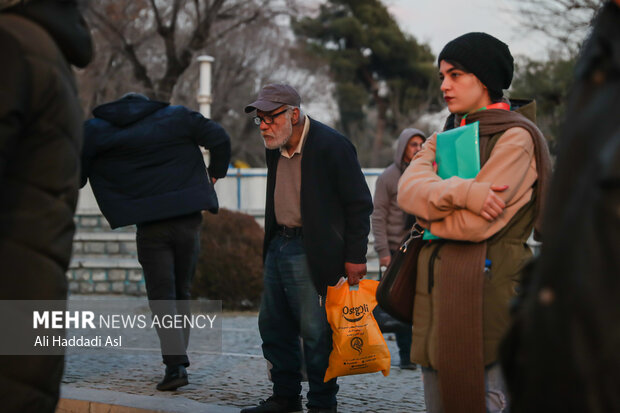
[397,33,552,413]
[371,127,426,370]
[0,0,92,411]
[82,93,231,391]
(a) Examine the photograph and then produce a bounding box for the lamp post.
[197,55,214,118]
[197,55,214,163]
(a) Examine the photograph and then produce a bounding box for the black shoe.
[240,395,303,413]
[307,407,337,413]
[156,365,188,391]
[399,361,417,370]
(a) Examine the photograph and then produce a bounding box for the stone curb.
[57,385,239,413]
[70,257,142,269]
[74,232,137,241]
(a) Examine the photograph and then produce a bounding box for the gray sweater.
[371,128,426,258]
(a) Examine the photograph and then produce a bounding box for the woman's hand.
[480,185,508,221]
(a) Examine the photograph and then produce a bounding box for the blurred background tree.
[77,0,335,167]
[293,0,440,166]
[510,0,604,57]
[80,0,295,103]
[510,54,577,154]
[507,0,604,154]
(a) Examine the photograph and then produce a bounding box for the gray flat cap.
[244,83,301,113]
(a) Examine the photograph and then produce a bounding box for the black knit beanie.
[438,32,514,95]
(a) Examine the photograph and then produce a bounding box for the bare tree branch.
[87,7,155,93]
[83,0,298,102]
[170,0,182,32]
[511,0,604,54]
[213,9,263,40]
[193,0,201,24]
[147,0,185,99]
[123,43,156,93]
[148,0,164,33]
[88,7,127,43]
[177,0,227,74]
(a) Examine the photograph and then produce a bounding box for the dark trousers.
[136,212,202,367]
[395,324,413,364]
[387,249,413,364]
[258,234,338,409]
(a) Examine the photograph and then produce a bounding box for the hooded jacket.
[0,0,92,293]
[82,95,231,228]
[371,128,426,258]
[0,0,92,411]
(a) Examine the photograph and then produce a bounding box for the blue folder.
[423,121,481,240]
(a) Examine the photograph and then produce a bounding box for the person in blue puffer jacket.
[82,92,231,391]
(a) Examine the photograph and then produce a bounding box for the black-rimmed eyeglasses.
[253,109,289,126]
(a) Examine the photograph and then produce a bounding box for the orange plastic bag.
[323,278,391,382]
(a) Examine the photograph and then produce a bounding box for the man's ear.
[291,107,300,125]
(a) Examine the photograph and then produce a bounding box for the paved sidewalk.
[60,296,426,412]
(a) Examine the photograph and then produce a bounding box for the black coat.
[0,1,92,411]
[82,96,231,228]
[0,3,92,299]
[264,118,373,296]
[500,3,620,412]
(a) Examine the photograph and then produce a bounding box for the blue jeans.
[258,234,338,409]
[422,363,509,413]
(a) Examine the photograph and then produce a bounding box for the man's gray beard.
[263,132,292,150]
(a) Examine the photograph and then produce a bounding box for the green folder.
[423,121,481,240]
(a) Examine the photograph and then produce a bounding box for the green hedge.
[192,209,264,310]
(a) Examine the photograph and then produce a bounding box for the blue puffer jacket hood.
[93,95,170,127]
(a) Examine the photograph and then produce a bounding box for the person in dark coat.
[82,93,231,391]
[240,84,373,413]
[0,0,92,411]
[500,2,620,412]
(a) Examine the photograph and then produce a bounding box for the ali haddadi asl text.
[34,335,121,347]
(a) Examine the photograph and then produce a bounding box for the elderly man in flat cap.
[241,84,373,413]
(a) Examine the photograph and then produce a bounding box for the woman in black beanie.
[397,33,552,413]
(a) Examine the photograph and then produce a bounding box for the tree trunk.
[371,91,387,167]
